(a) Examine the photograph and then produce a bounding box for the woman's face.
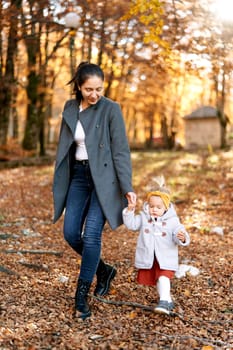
[79,75,104,108]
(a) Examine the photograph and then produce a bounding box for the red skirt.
[137,259,175,286]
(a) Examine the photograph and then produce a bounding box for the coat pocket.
[135,246,154,269]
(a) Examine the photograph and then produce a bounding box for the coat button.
[99,143,104,148]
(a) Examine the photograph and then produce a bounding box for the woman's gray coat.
[53,96,134,230]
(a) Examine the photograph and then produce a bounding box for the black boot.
[94,260,117,296]
[75,278,91,320]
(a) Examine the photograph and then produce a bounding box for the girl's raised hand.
[176,231,186,243]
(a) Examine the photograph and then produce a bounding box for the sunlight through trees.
[0,0,232,155]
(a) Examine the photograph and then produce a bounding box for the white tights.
[156,276,172,302]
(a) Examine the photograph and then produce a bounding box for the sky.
[211,0,233,23]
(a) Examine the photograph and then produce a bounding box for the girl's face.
[148,196,166,218]
[79,75,104,108]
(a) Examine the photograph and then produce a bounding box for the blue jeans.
[63,161,106,282]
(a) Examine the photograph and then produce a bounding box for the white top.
[74,104,88,160]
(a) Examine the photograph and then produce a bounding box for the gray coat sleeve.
[109,103,133,195]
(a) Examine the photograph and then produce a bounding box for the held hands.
[125,192,137,211]
[127,203,136,211]
[176,231,186,243]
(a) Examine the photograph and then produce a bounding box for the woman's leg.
[63,162,106,319]
[74,191,105,320]
[65,177,115,294]
[63,163,91,255]
[79,188,106,282]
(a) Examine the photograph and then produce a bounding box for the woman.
[53,62,136,320]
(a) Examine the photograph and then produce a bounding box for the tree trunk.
[160,113,169,149]
[217,108,227,149]
[22,70,40,151]
[0,0,21,146]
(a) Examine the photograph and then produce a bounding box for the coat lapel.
[79,97,103,133]
[62,99,79,135]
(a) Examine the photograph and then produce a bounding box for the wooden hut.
[183,106,221,149]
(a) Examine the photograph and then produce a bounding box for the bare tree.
[0,0,22,146]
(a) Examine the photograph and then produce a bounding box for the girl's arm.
[173,222,190,246]
[122,208,142,231]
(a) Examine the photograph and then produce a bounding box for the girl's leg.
[156,276,172,302]
[155,276,174,314]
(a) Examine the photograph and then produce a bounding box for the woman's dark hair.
[68,62,104,102]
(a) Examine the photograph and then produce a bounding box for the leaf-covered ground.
[0,150,232,350]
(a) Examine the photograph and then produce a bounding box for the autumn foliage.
[0,149,232,349]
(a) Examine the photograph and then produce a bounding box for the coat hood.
[142,201,178,221]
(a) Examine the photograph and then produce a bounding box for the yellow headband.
[147,191,170,210]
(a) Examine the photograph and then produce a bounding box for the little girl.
[122,176,190,315]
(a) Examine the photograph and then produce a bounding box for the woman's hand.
[125,192,137,207]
